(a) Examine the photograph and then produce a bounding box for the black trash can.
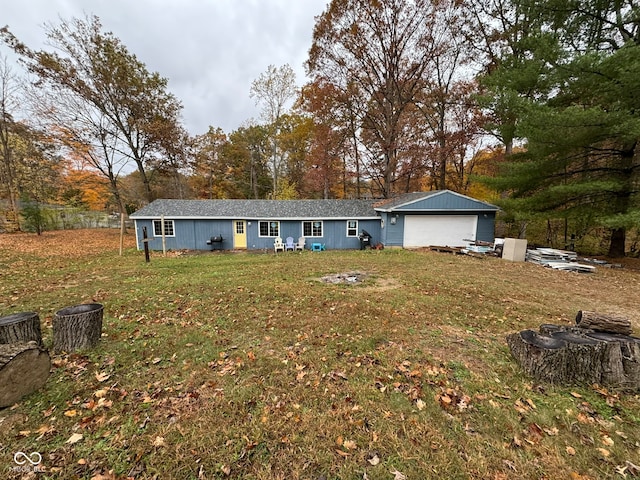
[359,230,372,250]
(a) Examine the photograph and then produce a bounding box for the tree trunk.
[507,327,640,390]
[0,341,51,408]
[0,312,43,347]
[608,227,626,257]
[53,303,103,353]
[575,310,633,336]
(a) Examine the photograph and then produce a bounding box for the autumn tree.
[300,78,363,199]
[191,127,229,199]
[0,55,62,233]
[1,15,184,208]
[274,113,315,198]
[59,168,111,211]
[307,0,447,198]
[193,124,273,200]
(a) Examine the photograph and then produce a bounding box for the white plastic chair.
[274,237,284,253]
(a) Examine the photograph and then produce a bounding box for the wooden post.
[53,303,103,353]
[161,215,166,256]
[143,226,150,263]
[119,213,125,256]
[0,341,51,408]
[0,312,43,347]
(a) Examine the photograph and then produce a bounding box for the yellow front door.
[233,220,247,249]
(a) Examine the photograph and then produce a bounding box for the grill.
[359,230,372,250]
[206,235,224,250]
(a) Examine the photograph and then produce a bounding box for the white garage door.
[403,215,477,247]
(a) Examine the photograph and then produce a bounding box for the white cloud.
[2,0,328,135]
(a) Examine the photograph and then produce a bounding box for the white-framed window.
[259,221,280,237]
[303,220,323,237]
[153,219,175,237]
[347,220,358,237]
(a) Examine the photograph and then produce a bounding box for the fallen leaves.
[208,355,244,376]
[95,372,111,382]
[66,432,83,444]
[437,387,471,412]
[152,436,166,448]
[390,469,407,480]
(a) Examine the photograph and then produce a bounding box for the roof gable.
[374,190,498,212]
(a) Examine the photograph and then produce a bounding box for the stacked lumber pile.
[507,311,639,390]
[526,247,595,272]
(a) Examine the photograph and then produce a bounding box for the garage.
[403,214,478,247]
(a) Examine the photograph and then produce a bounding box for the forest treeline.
[1,0,638,255]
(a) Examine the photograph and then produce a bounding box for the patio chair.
[295,236,305,251]
[285,236,295,251]
[274,237,284,253]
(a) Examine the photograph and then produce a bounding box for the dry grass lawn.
[1,229,639,480]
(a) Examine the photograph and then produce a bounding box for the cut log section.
[0,341,51,408]
[53,303,103,353]
[0,312,43,347]
[575,310,633,336]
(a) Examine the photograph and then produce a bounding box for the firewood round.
[53,303,103,353]
[0,341,51,408]
[575,310,633,336]
[0,312,43,346]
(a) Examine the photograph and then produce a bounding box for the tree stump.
[506,330,568,384]
[550,331,607,385]
[507,326,640,390]
[585,332,640,389]
[575,310,633,336]
[0,312,43,347]
[0,341,51,408]
[53,303,103,353]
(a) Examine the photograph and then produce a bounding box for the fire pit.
[319,271,368,284]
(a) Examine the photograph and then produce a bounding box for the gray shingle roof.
[373,190,499,212]
[130,199,380,219]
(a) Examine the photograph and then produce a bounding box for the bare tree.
[250,64,297,195]
[0,55,21,229]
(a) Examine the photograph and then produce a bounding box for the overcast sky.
[2,0,329,136]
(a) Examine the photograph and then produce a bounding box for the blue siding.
[380,212,404,247]
[476,212,496,242]
[135,218,382,251]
